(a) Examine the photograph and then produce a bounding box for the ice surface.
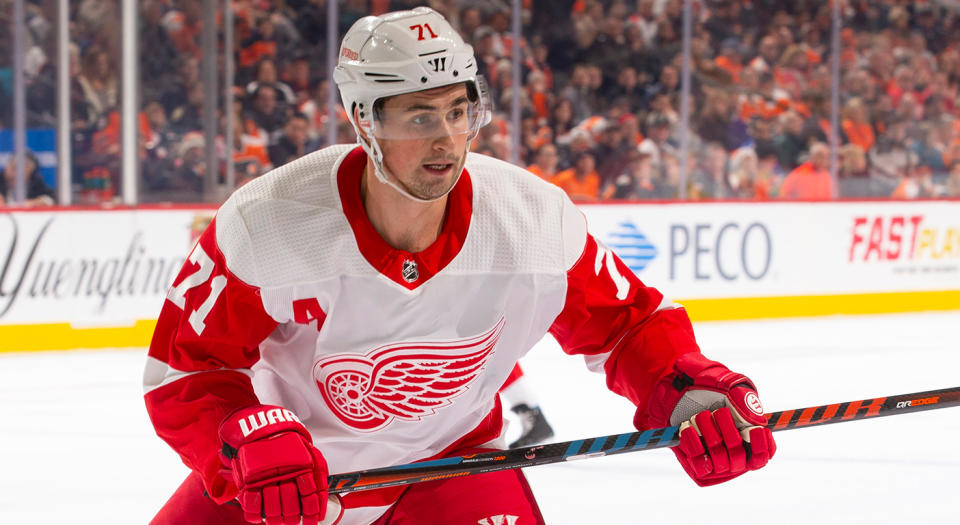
[1,312,958,524]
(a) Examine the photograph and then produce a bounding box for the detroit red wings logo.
[313,319,504,432]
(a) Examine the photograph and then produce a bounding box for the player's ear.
[353,103,371,144]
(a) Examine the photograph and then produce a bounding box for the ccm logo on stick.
[896,397,939,409]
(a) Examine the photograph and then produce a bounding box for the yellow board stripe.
[1,290,958,352]
[0,319,158,353]
[680,290,960,322]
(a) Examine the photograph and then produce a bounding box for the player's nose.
[431,130,456,152]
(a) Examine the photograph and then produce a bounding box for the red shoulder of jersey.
[143,217,280,503]
[550,232,700,421]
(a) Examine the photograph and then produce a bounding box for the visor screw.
[421,76,428,83]
[453,70,459,77]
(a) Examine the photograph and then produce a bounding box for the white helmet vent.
[363,72,404,83]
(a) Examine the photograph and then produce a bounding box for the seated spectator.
[157,57,200,116]
[605,66,644,113]
[559,64,599,123]
[869,123,917,195]
[246,58,296,109]
[526,70,552,122]
[843,68,875,105]
[607,148,667,199]
[551,151,602,201]
[548,98,577,142]
[689,142,732,199]
[526,143,560,182]
[239,15,279,69]
[0,152,56,207]
[169,83,205,134]
[696,88,737,149]
[556,127,594,172]
[221,100,272,185]
[592,120,632,185]
[754,149,781,199]
[644,64,679,107]
[727,147,765,199]
[160,0,202,58]
[248,84,288,143]
[269,112,310,168]
[172,132,207,193]
[282,55,314,106]
[75,45,118,128]
[841,97,875,152]
[141,101,181,191]
[638,112,676,176]
[773,110,806,171]
[779,142,834,200]
[458,6,482,45]
[628,0,659,47]
[140,0,182,104]
[799,90,830,145]
[715,38,745,83]
[619,113,643,147]
[749,35,781,74]
[907,123,946,174]
[837,143,870,197]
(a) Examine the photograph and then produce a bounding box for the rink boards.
[1,200,958,351]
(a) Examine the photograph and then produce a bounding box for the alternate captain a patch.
[313,318,504,432]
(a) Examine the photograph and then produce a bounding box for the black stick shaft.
[326,385,960,494]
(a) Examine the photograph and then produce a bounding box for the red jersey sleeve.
[549,232,701,426]
[143,217,279,503]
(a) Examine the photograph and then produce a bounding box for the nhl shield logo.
[401,259,419,283]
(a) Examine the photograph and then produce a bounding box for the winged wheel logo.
[313,318,504,431]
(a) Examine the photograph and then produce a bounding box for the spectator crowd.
[3,0,960,205]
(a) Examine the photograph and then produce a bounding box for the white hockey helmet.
[333,7,492,201]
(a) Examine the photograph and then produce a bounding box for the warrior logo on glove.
[237,408,302,438]
[744,391,764,416]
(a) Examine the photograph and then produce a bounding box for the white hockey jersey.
[144,145,699,522]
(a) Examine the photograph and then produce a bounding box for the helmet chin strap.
[364,135,467,204]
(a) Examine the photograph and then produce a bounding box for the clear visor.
[371,96,486,141]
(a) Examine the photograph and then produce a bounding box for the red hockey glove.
[642,352,776,486]
[219,405,328,525]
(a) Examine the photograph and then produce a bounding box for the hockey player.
[144,7,776,524]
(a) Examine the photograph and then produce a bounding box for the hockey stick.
[326,385,960,494]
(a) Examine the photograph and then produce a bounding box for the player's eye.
[447,108,466,122]
[410,113,439,127]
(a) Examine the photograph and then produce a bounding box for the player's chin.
[406,168,460,199]
[410,179,456,201]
